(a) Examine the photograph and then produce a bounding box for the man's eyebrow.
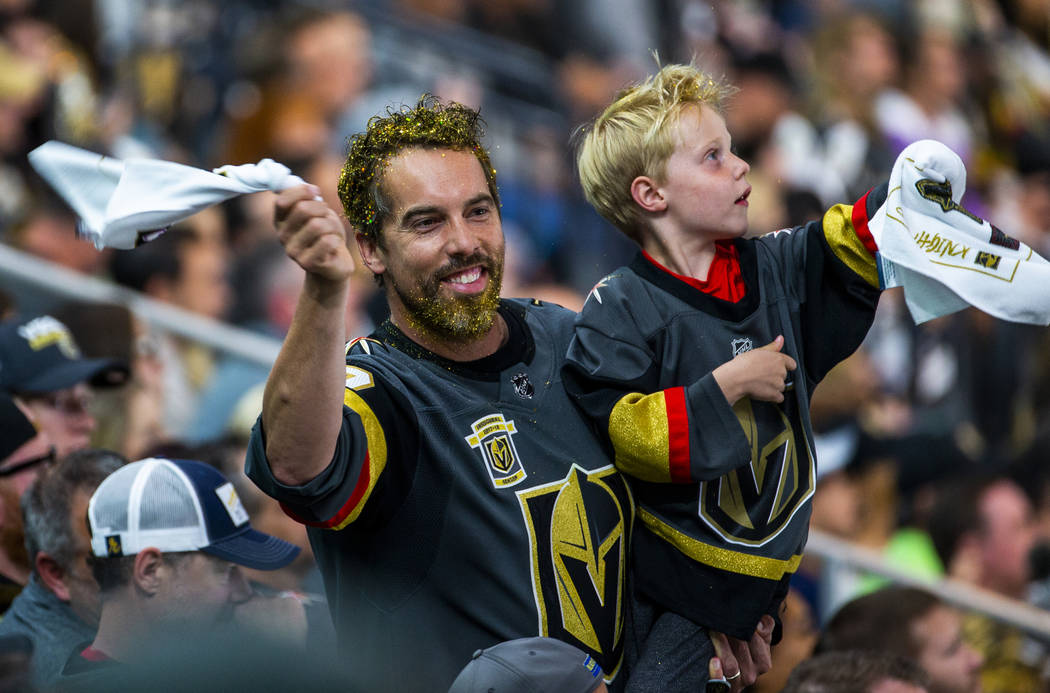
[464,193,495,209]
[399,205,442,226]
[399,194,494,225]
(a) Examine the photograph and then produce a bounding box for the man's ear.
[356,232,386,276]
[630,175,667,214]
[132,548,166,596]
[36,553,71,602]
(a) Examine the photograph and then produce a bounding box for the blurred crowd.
[0,0,1050,691]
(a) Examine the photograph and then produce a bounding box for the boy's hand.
[713,335,797,405]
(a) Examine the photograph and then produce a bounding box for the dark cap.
[0,315,128,393]
[0,393,37,460]
[448,637,604,693]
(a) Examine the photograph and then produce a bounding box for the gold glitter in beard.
[396,254,504,343]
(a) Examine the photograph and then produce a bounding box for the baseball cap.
[0,315,128,393]
[0,393,37,461]
[88,458,300,570]
[448,637,604,693]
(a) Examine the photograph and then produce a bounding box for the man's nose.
[444,217,479,255]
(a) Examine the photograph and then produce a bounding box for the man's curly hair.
[337,96,500,240]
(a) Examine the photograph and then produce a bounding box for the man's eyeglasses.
[0,447,56,477]
[19,390,94,416]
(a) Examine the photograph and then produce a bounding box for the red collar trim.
[641,241,747,302]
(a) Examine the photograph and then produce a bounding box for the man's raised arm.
[262,184,356,486]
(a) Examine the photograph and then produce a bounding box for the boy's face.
[657,104,751,240]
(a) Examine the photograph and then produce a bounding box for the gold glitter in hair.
[338,95,500,239]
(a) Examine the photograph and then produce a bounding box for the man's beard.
[392,252,504,343]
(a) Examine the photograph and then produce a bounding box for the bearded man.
[246,98,770,692]
[244,98,641,691]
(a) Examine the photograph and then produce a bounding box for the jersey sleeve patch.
[281,387,388,530]
[608,388,690,483]
[821,203,880,289]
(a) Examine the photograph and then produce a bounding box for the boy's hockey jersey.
[563,188,884,639]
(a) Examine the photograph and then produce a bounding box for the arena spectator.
[782,650,930,693]
[0,393,55,611]
[816,586,982,693]
[62,457,301,679]
[0,314,128,458]
[108,227,230,438]
[928,475,1047,692]
[0,448,125,686]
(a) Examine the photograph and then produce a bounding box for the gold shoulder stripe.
[608,392,671,482]
[331,388,388,529]
[822,204,879,288]
[638,508,802,580]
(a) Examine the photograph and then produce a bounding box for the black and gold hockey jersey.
[246,299,634,692]
[563,189,884,640]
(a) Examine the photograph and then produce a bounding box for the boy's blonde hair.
[576,64,736,242]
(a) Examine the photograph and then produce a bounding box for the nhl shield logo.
[465,413,527,488]
[732,337,753,357]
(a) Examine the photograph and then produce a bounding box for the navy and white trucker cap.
[88,457,300,570]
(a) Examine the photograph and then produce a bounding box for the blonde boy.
[563,64,884,690]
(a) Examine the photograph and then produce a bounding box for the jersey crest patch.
[465,414,527,488]
[511,372,534,399]
[731,337,753,357]
[517,464,633,683]
[699,397,815,546]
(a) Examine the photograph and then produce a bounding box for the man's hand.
[709,615,774,692]
[234,592,309,646]
[274,185,355,283]
[713,336,797,405]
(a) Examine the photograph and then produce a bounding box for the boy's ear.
[630,175,667,214]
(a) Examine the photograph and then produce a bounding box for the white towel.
[28,141,307,250]
[870,140,1050,325]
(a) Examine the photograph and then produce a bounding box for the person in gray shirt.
[0,448,125,686]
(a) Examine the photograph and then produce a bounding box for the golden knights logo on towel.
[465,413,527,488]
[517,464,634,681]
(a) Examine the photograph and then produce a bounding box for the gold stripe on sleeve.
[822,204,880,288]
[331,388,388,529]
[608,392,671,482]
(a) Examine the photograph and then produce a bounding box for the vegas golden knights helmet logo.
[465,414,527,488]
[518,465,633,682]
[699,397,815,546]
